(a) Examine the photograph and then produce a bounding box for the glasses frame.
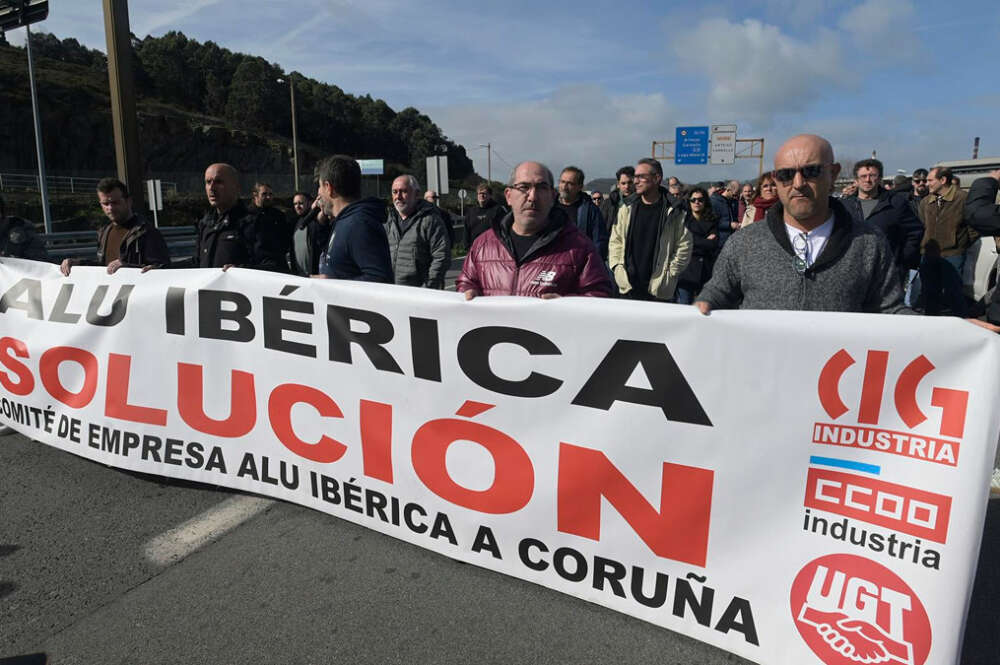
[773,164,828,184]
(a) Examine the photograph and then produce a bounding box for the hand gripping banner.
[2,258,998,665]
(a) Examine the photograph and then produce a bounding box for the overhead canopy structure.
[0,0,48,32]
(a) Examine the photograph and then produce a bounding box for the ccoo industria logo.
[813,350,969,466]
[790,554,931,665]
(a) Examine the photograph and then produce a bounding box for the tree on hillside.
[225,57,283,133]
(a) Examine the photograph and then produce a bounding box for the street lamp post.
[477,143,491,183]
[277,76,299,191]
[23,22,52,233]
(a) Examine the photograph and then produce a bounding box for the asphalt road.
[1,430,757,665]
[3,428,998,665]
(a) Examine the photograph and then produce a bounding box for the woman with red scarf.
[739,172,778,229]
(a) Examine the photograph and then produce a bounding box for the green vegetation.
[0,30,475,183]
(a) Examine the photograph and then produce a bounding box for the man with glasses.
[457,161,612,299]
[695,134,908,314]
[608,158,692,301]
[841,158,923,275]
[599,166,635,231]
[591,191,603,206]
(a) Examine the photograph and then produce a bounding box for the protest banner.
[1,257,998,665]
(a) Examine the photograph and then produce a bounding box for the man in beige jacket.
[608,158,692,301]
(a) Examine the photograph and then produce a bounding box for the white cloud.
[837,0,918,57]
[670,18,851,129]
[427,86,680,183]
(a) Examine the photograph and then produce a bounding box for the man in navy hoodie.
[314,155,393,282]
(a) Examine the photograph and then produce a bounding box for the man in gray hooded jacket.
[386,175,452,289]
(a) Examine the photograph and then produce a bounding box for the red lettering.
[557,443,713,566]
[104,353,168,425]
[857,350,889,425]
[39,346,98,408]
[804,468,951,543]
[0,336,34,395]
[411,418,533,514]
[268,383,346,463]
[177,362,255,437]
[360,400,393,482]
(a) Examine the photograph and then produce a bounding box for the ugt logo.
[790,554,931,665]
[818,350,968,439]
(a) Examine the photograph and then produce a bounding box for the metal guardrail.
[43,226,196,262]
[0,172,178,195]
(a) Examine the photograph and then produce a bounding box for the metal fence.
[0,171,178,195]
[0,170,385,198]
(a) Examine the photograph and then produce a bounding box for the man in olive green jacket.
[608,158,692,301]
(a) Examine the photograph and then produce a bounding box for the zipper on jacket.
[510,264,520,295]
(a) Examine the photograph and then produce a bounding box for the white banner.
[2,258,998,665]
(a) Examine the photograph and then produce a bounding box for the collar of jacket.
[844,190,892,216]
[765,197,854,274]
[214,200,249,225]
[938,184,958,202]
[628,186,671,208]
[495,205,569,264]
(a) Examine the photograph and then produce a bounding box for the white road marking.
[143,495,274,566]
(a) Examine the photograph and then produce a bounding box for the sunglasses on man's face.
[773,164,827,184]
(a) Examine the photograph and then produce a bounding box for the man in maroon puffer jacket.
[458,161,613,299]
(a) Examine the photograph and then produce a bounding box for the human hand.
[540,293,561,300]
[695,301,712,315]
[60,258,73,276]
[106,258,123,274]
[463,288,480,301]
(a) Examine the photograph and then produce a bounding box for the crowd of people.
[1,134,998,330]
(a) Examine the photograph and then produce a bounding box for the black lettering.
[199,289,255,342]
[49,283,82,323]
[86,285,134,327]
[471,525,502,559]
[572,340,712,426]
[326,305,402,373]
[715,597,759,645]
[164,438,184,466]
[410,317,441,382]
[263,295,316,358]
[0,278,43,319]
[518,538,549,571]
[141,434,162,461]
[457,326,562,397]
[166,287,185,335]
[553,547,587,582]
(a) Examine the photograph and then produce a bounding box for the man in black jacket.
[463,183,506,248]
[196,164,282,271]
[249,181,292,272]
[841,158,923,274]
[599,166,635,231]
[965,171,1000,325]
[60,178,169,275]
[0,194,50,261]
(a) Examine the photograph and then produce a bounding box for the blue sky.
[7,0,1000,183]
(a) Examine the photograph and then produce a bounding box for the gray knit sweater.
[697,198,908,313]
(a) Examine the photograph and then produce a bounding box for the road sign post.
[458,188,467,216]
[675,126,710,165]
[146,179,163,227]
[426,156,450,195]
[710,124,738,165]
